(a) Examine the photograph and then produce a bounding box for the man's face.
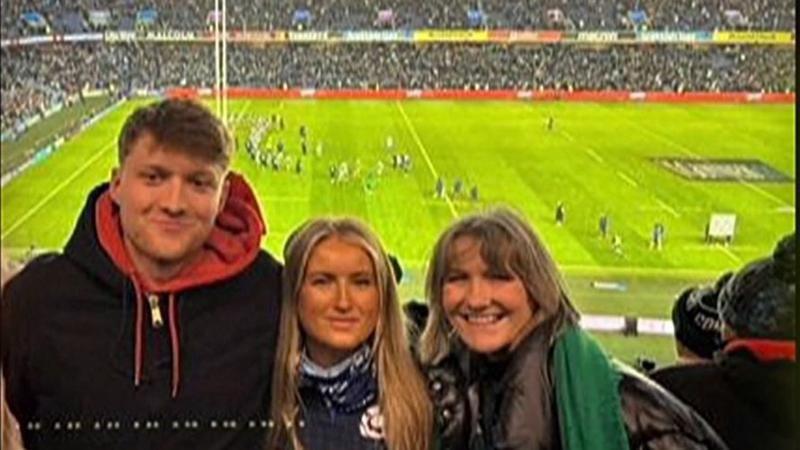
[110,132,228,276]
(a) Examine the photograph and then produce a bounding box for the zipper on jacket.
[147,294,164,329]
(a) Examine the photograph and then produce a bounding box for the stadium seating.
[2,42,794,133]
[1,0,795,38]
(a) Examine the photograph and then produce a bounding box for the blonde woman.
[268,218,432,450]
[419,207,728,450]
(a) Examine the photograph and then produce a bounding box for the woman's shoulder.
[616,365,729,450]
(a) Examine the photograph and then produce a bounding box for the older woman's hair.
[419,207,579,365]
[268,218,432,450]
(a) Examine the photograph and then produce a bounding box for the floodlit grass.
[1,98,794,362]
[1,95,112,172]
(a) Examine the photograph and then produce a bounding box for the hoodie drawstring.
[132,279,145,388]
[131,281,182,399]
[168,293,181,399]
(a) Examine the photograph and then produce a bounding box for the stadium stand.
[1,0,795,37]
[1,42,794,133]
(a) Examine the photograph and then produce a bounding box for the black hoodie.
[2,176,282,450]
[651,344,796,450]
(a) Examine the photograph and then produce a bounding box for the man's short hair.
[117,98,233,168]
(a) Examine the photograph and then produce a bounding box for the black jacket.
[427,322,728,450]
[1,181,282,450]
[651,346,796,450]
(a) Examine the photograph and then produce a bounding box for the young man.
[1,99,283,450]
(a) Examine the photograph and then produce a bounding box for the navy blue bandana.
[299,344,378,414]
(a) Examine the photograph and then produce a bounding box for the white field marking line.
[654,197,681,218]
[395,101,458,219]
[232,100,252,124]
[718,245,743,264]
[684,243,759,252]
[560,130,605,163]
[616,171,639,187]
[562,128,685,218]
[631,120,792,208]
[737,180,792,207]
[2,140,116,240]
[228,100,252,133]
[585,148,604,163]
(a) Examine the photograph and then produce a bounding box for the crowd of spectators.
[2,41,794,133]
[2,0,795,38]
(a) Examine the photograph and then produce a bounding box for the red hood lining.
[95,172,266,292]
[724,339,796,363]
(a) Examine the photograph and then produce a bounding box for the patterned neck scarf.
[299,343,378,414]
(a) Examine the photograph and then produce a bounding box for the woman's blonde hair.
[419,207,579,365]
[268,218,432,450]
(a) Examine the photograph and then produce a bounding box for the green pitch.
[1,98,794,365]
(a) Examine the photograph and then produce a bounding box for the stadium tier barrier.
[167,88,795,104]
[1,30,795,47]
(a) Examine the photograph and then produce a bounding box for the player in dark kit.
[555,201,566,225]
[652,222,666,250]
[453,178,464,198]
[599,214,610,238]
[470,185,479,202]
[435,177,445,198]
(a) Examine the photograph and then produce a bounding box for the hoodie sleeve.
[2,264,36,427]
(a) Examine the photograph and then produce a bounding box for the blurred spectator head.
[718,232,796,341]
[671,273,729,361]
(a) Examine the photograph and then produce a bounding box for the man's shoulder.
[4,252,73,298]
[2,252,83,326]
[246,249,283,282]
[252,249,282,271]
[650,362,721,387]
[211,249,282,296]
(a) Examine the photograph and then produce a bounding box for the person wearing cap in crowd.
[667,273,731,364]
[651,232,796,450]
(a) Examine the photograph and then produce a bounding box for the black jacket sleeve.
[619,369,729,450]
[2,259,39,427]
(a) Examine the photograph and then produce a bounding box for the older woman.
[268,218,433,450]
[419,207,728,450]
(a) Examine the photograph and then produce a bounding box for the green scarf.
[554,326,630,450]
